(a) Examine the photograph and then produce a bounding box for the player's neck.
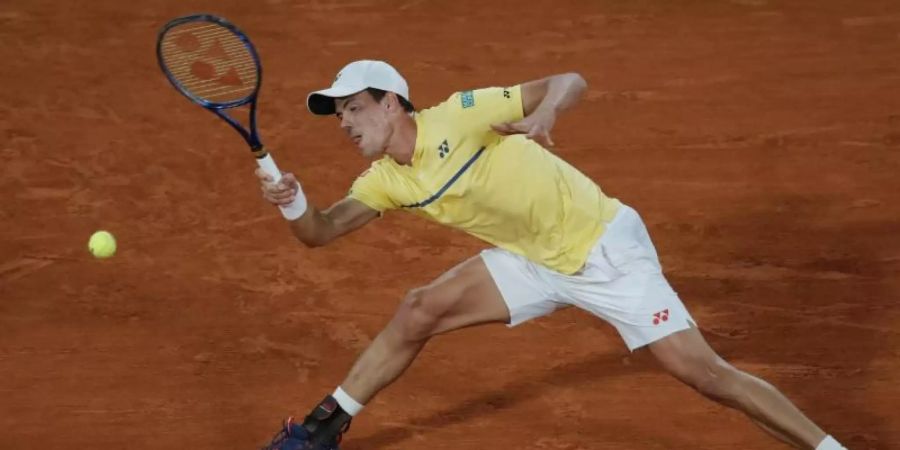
[384,114,417,166]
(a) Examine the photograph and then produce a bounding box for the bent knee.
[671,356,741,399]
[695,359,744,400]
[390,287,450,342]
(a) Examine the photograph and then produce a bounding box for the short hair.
[366,88,415,113]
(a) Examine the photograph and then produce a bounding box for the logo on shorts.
[652,309,669,326]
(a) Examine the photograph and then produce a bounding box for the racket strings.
[159,23,258,104]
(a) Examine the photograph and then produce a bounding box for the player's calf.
[649,327,846,449]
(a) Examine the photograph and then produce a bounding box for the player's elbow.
[566,72,587,93]
[291,227,333,248]
[288,213,340,248]
[298,234,331,248]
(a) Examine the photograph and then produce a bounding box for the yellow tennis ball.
[88,230,117,259]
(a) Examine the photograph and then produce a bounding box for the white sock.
[332,386,364,417]
[816,435,847,450]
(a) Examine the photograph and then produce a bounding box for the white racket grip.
[256,152,283,182]
[256,154,308,221]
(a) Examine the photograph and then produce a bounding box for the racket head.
[156,14,262,109]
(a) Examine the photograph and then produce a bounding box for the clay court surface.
[2,0,899,448]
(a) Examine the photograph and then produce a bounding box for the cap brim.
[306,85,366,115]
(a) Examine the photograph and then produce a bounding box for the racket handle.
[256,152,283,182]
[256,153,308,221]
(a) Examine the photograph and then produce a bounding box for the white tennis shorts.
[480,204,696,351]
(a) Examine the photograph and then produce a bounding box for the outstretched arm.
[491,73,587,147]
[258,170,380,247]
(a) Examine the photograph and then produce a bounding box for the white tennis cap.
[307,60,410,115]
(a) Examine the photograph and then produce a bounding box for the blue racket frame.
[156,14,265,150]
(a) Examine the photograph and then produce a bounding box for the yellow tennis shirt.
[348,85,621,274]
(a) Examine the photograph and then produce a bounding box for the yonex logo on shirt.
[438,139,450,158]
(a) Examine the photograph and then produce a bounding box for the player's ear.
[383,92,399,112]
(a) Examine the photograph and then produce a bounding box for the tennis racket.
[156,14,304,218]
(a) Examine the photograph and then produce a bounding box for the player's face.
[335,91,392,159]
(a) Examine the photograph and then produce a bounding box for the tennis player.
[257,60,847,450]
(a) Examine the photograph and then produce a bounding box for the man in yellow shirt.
[257,60,846,450]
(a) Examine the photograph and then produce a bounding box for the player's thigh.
[397,254,512,337]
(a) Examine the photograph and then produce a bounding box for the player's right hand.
[256,168,299,207]
[490,109,557,148]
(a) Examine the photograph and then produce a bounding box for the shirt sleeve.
[444,85,525,135]
[347,163,398,213]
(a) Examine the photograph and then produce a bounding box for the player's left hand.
[490,110,556,148]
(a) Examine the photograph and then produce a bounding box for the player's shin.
[340,325,427,404]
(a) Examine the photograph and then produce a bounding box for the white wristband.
[279,183,308,221]
[255,153,308,221]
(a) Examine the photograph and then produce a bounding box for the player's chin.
[360,146,382,159]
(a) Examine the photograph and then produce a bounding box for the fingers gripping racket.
[156,14,304,218]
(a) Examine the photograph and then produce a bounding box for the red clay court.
[1,0,898,448]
